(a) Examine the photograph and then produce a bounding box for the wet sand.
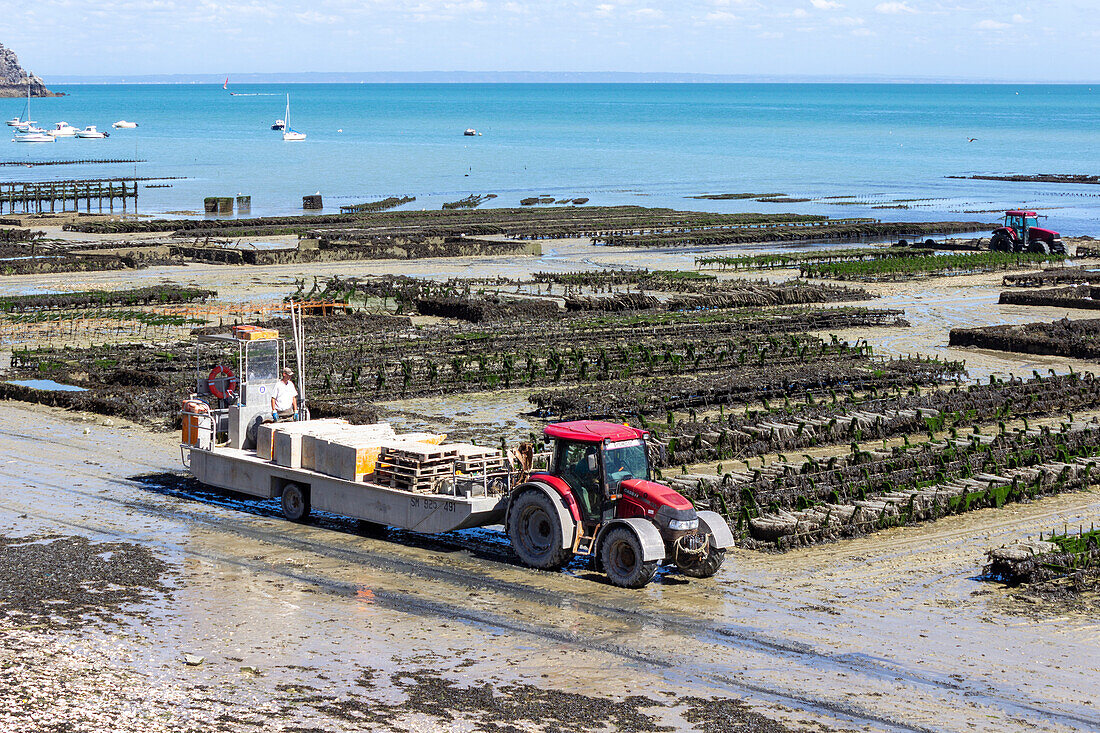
[0,402,1098,731]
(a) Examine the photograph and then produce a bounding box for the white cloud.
[442,0,486,11]
[832,15,864,26]
[810,0,842,9]
[706,10,739,22]
[1011,13,1026,23]
[851,27,873,36]
[632,7,663,19]
[975,19,1009,30]
[294,10,339,23]
[874,1,916,14]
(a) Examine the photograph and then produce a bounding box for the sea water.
[3,83,1100,233]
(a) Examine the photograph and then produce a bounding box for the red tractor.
[505,421,734,588]
[990,210,1065,255]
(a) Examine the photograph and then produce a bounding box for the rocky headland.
[0,42,60,97]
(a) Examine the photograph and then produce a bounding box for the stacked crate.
[451,445,511,497]
[376,443,461,493]
[452,444,509,475]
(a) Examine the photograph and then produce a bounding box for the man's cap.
[282,367,293,376]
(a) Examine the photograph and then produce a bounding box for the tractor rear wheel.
[990,231,1014,252]
[1027,239,1050,255]
[600,527,659,588]
[281,483,310,522]
[508,490,574,570]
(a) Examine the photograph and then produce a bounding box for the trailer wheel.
[507,490,573,570]
[281,483,310,522]
[600,526,659,588]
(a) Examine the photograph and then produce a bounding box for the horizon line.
[42,70,1100,85]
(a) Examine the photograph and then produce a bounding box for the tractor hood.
[1030,226,1060,239]
[621,478,694,511]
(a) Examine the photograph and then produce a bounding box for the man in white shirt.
[271,367,299,421]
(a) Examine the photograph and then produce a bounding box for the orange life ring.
[207,365,238,400]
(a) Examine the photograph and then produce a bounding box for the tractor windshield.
[603,439,650,490]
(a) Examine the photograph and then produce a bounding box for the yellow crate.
[236,328,279,341]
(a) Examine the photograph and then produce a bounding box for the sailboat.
[6,81,36,128]
[282,94,305,141]
[13,127,54,143]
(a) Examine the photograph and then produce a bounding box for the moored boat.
[13,130,55,143]
[7,82,36,129]
[75,126,109,139]
[48,121,78,137]
[112,120,138,129]
[281,95,305,141]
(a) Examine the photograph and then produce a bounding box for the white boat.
[48,121,78,137]
[112,120,138,129]
[13,130,55,143]
[75,125,109,139]
[271,118,285,130]
[464,128,478,136]
[14,123,45,133]
[7,82,36,128]
[281,95,305,141]
[7,81,37,128]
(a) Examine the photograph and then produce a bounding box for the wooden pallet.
[382,443,458,462]
[375,443,460,493]
[457,457,509,473]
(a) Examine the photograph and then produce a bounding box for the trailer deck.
[188,445,506,533]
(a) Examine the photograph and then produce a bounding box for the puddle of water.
[6,379,88,392]
[230,241,296,251]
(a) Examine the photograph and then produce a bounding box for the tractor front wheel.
[600,527,659,588]
[990,231,1014,252]
[281,483,310,522]
[679,543,726,579]
[1027,239,1050,255]
[508,490,574,570]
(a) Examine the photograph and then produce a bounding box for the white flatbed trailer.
[187,444,507,533]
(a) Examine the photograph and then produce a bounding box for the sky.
[4,0,1098,82]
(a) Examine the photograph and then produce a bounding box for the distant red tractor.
[990,210,1065,255]
[506,421,734,588]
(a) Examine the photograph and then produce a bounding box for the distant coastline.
[44,71,1092,85]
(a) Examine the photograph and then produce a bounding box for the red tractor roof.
[544,420,646,443]
[1006,210,1037,216]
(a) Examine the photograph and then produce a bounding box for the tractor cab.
[1004,210,1039,236]
[546,421,650,523]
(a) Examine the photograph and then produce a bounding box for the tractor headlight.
[668,518,699,531]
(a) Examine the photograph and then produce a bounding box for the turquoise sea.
[3,83,1100,233]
